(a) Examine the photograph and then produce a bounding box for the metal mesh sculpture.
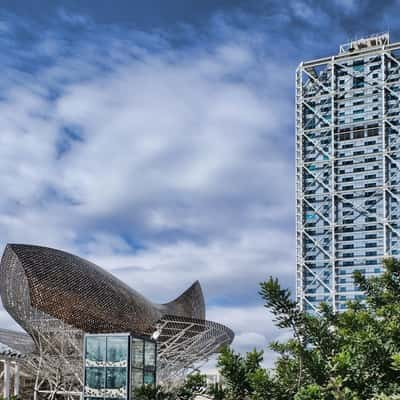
[0,244,234,398]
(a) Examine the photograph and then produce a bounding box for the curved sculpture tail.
[162,281,205,320]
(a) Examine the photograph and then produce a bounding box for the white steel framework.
[0,315,233,399]
[296,33,400,312]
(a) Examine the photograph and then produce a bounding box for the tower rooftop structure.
[339,33,390,54]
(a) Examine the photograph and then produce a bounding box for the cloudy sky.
[1,0,400,368]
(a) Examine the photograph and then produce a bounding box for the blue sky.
[1,0,400,367]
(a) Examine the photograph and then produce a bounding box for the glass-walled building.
[84,334,157,400]
[296,33,400,312]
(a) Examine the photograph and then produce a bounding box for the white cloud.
[205,305,291,369]
[57,8,92,26]
[0,307,21,332]
[86,227,295,306]
[0,15,295,368]
[51,49,288,226]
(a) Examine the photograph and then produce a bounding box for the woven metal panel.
[0,244,205,335]
[0,245,48,340]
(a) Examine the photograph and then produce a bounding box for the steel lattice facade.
[296,33,400,312]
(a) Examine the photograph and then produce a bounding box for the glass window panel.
[131,369,143,389]
[107,336,128,364]
[144,341,156,368]
[86,336,106,364]
[85,367,105,389]
[106,367,127,389]
[132,338,144,368]
[144,372,155,385]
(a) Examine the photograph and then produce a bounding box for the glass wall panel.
[84,334,156,400]
[105,336,128,399]
[85,335,128,400]
[144,342,156,368]
[86,367,105,389]
[86,336,106,366]
[132,339,144,368]
[107,336,128,366]
[131,369,143,389]
[143,371,155,385]
[106,367,127,389]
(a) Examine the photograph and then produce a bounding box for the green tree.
[176,372,207,400]
[207,383,226,400]
[134,384,175,400]
[216,346,274,400]
[138,258,400,399]
[216,257,400,400]
[295,384,325,400]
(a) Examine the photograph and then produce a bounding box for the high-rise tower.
[296,33,400,312]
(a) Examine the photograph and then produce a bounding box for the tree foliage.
[175,372,207,400]
[216,346,272,399]
[136,258,400,399]
[133,384,176,400]
[215,257,400,400]
[133,373,208,400]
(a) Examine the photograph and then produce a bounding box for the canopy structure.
[0,244,234,398]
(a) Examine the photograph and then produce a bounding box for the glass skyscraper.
[296,33,400,312]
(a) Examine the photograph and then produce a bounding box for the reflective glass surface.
[84,334,156,399]
[107,337,128,364]
[131,369,143,389]
[144,371,155,385]
[106,367,127,389]
[86,336,106,364]
[85,335,129,399]
[85,367,105,389]
[132,338,144,368]
[144,341,156,368]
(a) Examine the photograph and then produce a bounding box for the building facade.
[296,33,400,312]
[84,333,157,400]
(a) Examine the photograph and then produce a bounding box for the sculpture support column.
[3,360,10,400]
[14,364,20,397]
